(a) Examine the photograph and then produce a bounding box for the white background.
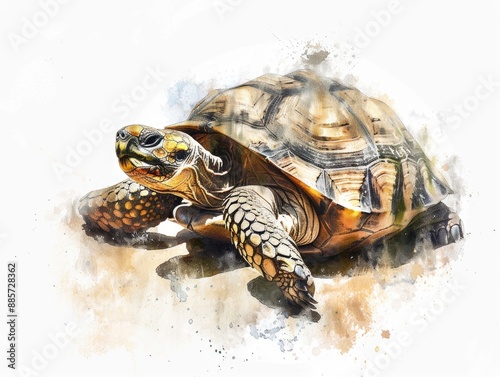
[1,0,499,376]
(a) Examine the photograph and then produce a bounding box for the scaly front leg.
[79,179,182,241]
[223,185,317,309]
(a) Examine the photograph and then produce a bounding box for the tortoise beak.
[115,129,175,179]
[116,128,139,157]
[116,137,143,159]
[115,130,158,163]
[116,135,158,175]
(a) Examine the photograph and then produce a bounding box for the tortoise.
[79,69,463,308]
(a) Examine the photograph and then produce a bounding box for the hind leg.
[410,202,464,248]
[381,202,464,266]
[364,202,464,266]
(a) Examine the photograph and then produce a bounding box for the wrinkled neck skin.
[163,142,233,209]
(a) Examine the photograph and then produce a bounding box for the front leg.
[79,179,182,242]
[223,186,317,309]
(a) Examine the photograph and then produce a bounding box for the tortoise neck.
[171,144,233,208]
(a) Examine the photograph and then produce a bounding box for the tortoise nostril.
[117,129,129,141]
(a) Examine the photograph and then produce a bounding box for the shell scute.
[172,70,450,214]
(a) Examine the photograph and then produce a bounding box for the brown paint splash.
[381,330,391,339]
[318,273,377,353]
[56,193,465,358]
[411,263,425,280]
[301,41,330,66]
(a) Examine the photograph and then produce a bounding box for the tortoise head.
[115,124,227,205]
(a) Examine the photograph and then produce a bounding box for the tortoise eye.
[141,134,163,148]
[175,150,188,162]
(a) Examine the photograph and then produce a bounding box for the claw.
[296,290,318,310]
[286,278,317,309]
[436,228,448,246]
[294,265,307,280]
[295,279,309,292]
[450,224,461,242]
[410,203,463,251]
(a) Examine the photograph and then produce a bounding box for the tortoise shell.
[175,70,450,211]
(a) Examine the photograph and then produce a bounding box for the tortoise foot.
[408,202,464,249]
[431,214,464,248]
[276,270,317,310]
[223,185,318,309]
[79,179,182,235]
[82,223,186,250]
